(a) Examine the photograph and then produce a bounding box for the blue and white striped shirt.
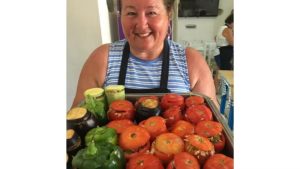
[104,39,191,93]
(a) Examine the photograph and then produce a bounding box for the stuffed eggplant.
[67,107,98,144]
[135,97,161,123]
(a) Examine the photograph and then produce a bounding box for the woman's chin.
[137,44,154,51]
[132,43,155,52]
[133,36,153,43]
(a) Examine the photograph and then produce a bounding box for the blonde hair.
[118,0,175,12]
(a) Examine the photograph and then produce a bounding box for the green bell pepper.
[85,126,117,146]
[72,142,125,169]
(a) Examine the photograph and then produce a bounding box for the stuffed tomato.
[106,119,134,134]
[203,154,233,169]
[170,120,195,138]
[119,125,151,159]
[167,152,200,169]
[184,134,215,165]
[151,133,184,165]
[195,121,226,153]
[185,95,205,107]
[184,104,213,124]
[162,106,183,128]
[107,100,135,121]
[160,93,185,111]
[139,116,167,141]
[126,154,164,169]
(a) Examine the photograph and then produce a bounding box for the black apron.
[219,45,233,70]
[118,39,171,93]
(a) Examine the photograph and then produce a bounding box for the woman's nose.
[135,14,148,30]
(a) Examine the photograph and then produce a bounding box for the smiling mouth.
[135,32,152,38]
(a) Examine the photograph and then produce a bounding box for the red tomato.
[162,106,183,128]
[106,119,134,134]
[195,121,225,152]
[185,95,205,107]
[203,154,233,169]
[166,152,200,169]
[185,105,213,124]
[126,154,164,169]
[152,133,184,165]
[214,133,226,153]
[139,116,167,141]
[160,93,185,111]
[107,100,135,121]
[195,121,223,137]
[119,125,150,159]
[171,120,195,138]
[184,134,215,165]
[152,142,173,164]
[119,125,150,150]
[124,142,150,160]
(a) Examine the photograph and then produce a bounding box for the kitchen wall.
[176,0,233,45]
[67,0,102,110]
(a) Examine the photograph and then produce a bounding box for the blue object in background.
[220,80,229,115]
[214,54,221,68]
[228,100,234,130]
[219,76,234,131]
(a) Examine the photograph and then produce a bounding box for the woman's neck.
[129,43,165,61]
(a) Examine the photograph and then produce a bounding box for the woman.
[72,0,217,107]
[216,13,234,70]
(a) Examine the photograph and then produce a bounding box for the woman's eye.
[127,12,136,16]
[148,11,157,16]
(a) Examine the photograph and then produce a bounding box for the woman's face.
[120,0,170,53]
[228,22,234,30]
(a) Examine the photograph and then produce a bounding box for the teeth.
[137,33,150,37]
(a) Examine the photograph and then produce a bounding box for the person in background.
[216,12,234,70]
[72,0,218,107]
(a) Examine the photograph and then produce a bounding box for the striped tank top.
[104,39,191,93]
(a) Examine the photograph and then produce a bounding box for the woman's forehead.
[121,0,165,8]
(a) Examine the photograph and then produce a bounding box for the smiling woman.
[72,0,218,108]
[120,0,170,57]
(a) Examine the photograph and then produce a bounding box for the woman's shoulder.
[185,47,209,77]
[185,47,205,63]
[88,43,110,61]
[185,47,214,94]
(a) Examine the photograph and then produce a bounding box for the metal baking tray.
[125,92,234,158]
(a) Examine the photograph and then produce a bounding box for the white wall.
[176,0,233,44]
[67,0,102,110]
[214,0,234,34]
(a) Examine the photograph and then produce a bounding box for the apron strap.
[160,39,170,89]
[118,39,170,92]
[118,42,130,85]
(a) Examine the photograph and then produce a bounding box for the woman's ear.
[167,10,172,20]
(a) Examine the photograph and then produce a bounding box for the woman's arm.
[186,47,218,106]
[71,44,110,108]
